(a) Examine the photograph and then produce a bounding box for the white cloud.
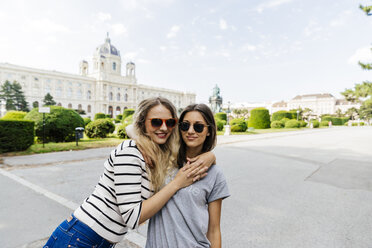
[219,19,227,30]
[303,20,322,37]
[216,50,230,58]
[167,25,180,39]
[97,12,112,22]
[160,46,167,51]
[123,52,138,60]
[330,10,352,27]
[256,0,295,13]
[26,18,70,34]
[110,23,127,35]
[242,43,257,52]
[348,46,372,65]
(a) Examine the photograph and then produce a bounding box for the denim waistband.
[61,214,115,248]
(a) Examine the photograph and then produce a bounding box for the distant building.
[0,34,195,118]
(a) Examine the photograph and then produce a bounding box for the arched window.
[68,103,72,109]
[113,62,116,71]
[109,92,113,101]
[78,104,82,110]
[117,93,120,101]
[124,93,128,102]
[57,103,62,106]
[108,106,113,118]
[87,105,91,113]
[87,90,91,100]
[116,106,121,115]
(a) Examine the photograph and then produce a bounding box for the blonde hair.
[133,97,180,192]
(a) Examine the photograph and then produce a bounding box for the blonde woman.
[43,97,214,248]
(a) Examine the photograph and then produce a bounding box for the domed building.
[0,34,196,118]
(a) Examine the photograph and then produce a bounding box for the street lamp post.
[297,110,300,121]
[224,101,231,136]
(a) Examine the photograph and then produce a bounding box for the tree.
[335,108,344,117]
[43,93,56,106]
[232,108,249,119]
[0,80,29,112]
[341,4,372,120]
[345,107,359,120]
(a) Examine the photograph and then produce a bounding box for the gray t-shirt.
[145,165,230,248]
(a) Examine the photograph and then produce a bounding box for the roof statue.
[209,84,223,113]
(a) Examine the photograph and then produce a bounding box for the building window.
[68,103,72,109]
[57,103,62,106]
[78,104,82,110]
[109,92,113,101]
[67,88,72,97]
[113,62,116,71]
[124,93,128,102]
[87,90,91,100]
[108,106,113,118]
[87,105,91,113]
[117,93,120,101]
[56,87,62,97]
[77,89,82,98]
[116,106,121,115]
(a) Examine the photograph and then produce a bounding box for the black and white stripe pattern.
[74,140,153,243]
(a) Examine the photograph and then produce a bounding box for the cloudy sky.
[0,0,371,104]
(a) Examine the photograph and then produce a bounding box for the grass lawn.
[2,135,125,156]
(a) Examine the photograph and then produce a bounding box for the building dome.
[95,33,120,56]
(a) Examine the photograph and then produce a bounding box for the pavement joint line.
[0,168,146,247]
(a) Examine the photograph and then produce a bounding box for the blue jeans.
[43,214,115,248]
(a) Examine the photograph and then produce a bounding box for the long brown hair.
[133,97,180,192]
[177,104,217,166]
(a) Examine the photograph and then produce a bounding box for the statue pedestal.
[224,125,231,136]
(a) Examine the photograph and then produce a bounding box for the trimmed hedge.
[0,119,34,152]
[117,123,130,139]
[311,120,320,128]
[321,116,349,126]
[122,115,133,124]
[216,120,225,131]
[280,118,290,125]
[85,119,115,138]
[2,111,27,120]
[285,120,300,128]
[123,109,135,120]
[248,108,270,129]
[320,121,329,127]
[271,121,284,128]
[83,117,92,127]
[24,106,84,142]
[94,113,106,120]
[299,120,307,127]
[214,112,227,121]
[230,118,247,132]
[272,111,292,121]
[321,116,332,122]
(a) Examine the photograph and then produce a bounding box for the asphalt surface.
[1,126,371,248]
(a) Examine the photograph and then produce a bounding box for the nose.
[159,121,168,131]
[187,124,195,134]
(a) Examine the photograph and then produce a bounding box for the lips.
[156,133,168,139]
[186,136,198,141]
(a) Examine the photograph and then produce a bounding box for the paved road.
[1,127,371,248]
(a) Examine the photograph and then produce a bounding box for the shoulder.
[113,140,145,165]
[207,165,227,184]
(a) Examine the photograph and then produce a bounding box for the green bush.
[340,117,349,125]
[280,118,291,125]
[0,119,34,152]
[24,106,84,142]
[285,120,300,128]
[94,113,106,120]
[360,122,365,126]
[85,119,115,138]
[230,118,247,132]
[248,108,270,129]
[123,109,135,120]
[214,112,227,121]
[117,123,130,139]
[216,120,225,131]
[2,111,27,120]
[321,116,332,122]
[271,121,284,128]
[288,111,298,120]
[272,111,292,121]
[122,115,134,124]
[311,120,320,128]
[352,122,358,126]
[83,117,92,127]
[299,120,307,127]
[320,121,329,127]
[116,114,123,120]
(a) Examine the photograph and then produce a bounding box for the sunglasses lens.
[166,119,176,128]
[179,122,190,131]
[151,119,163,127]
[194,124,205,133]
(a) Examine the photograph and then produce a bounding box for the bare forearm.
[207,229,221,248]
[139,180,179,224]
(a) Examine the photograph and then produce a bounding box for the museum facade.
[0,35,196,118]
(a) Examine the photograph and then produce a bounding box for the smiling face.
[180,110,209,153]
[144,104,175,145]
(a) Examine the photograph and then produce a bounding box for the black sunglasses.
[179,122,208,133]
[149,118,177,128]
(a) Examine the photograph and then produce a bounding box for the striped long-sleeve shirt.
[74,140,153,243]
